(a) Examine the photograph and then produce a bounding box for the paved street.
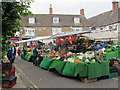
[14,57,119,88]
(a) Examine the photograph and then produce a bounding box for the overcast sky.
[28,0,120,19]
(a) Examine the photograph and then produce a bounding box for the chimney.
[80,8,85,16]
[49,4,53,14]
[112,0,118,11]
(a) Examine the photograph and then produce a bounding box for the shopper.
[17,46,21,59]
[12,44,16,63]
[32,45,35,56]
[7,45,13,63]
[23,45,27,59]
[33,46,38,66]
[50,42,54,53]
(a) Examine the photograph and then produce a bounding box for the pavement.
[13,72,27,88]
[12,57,119,89]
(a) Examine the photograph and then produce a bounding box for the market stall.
[20,30,120,82]
[40,58,109,79]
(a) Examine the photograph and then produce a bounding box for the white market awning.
[50,30,92,38]
[15,36,51,43]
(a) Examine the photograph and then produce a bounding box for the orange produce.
[98,49,103,52]
[60,52,66,55]
[28,52,32,54]
[74,60,82,63]
[3,59,10,63]
[4,60,10,62]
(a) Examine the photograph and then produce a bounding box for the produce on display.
[20,31,120,81]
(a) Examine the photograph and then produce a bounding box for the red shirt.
[56,38,60,44]
[17,48,21,54]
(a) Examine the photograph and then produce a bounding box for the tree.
[1,0,34,58]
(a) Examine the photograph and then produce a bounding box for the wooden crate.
[81,78,97,83]
[114,61,119,65]
[118,67,120,76]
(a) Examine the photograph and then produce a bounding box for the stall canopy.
[83,30,118,40]
[15,36,51,43]
[50,29,118,40]
[50,30,93,38]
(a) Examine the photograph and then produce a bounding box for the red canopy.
[10,37,19,40]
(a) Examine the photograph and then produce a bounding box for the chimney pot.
[112,1,118,11]
[80,8,85,16]
[49,4,53,14]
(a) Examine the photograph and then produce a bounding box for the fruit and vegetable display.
[27,52,32,54]
[26,48,32,52]
[41,43,119,64]
[2,59,10,63]
[24,33,119,65]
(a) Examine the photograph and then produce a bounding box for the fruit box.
[2,76,17,88]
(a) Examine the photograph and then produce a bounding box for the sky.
[28,0,120,19]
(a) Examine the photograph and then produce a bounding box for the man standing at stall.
[32,45,35,56]
[23,45,27,59]
[50,42,54,53]
[33,46,39,66]
[11,44,16,63]
[7,44,13,63]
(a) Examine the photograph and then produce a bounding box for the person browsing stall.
[17,46,21,59]
[50,42,54,53]
[33,46,41,66]
[23,45,27,59]
[7,44,13,63]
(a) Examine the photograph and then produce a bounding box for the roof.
[88,8,120,27]
[20,14,90,27]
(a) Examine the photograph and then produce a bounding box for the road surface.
[14,57,119,88]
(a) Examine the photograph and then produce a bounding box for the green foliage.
[2,0,34,58]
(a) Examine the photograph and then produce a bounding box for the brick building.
[88,0,120,35]
[20,1,120,40]
[20,4,91,40]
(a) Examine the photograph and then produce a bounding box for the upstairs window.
[29,18,35,24]
[53,17,59,23]
[74,18,80,23]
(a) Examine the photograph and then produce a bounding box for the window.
[52,28,62,35]
[74,18,80,23]
[53,17,59,23]
[73,28,82,32]
[25,28,35,36]
[29,18,35,24]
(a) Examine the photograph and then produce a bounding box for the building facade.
[20,1,119,40]
[20,5,91,40]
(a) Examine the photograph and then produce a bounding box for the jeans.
[34,57,37,66]
[23,52,26,59]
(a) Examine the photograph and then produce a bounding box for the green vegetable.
[84,59,90,62]
[91,59,96,62]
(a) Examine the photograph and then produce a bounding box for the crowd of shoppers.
[7,43,16,63]
[7,41,53,66]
